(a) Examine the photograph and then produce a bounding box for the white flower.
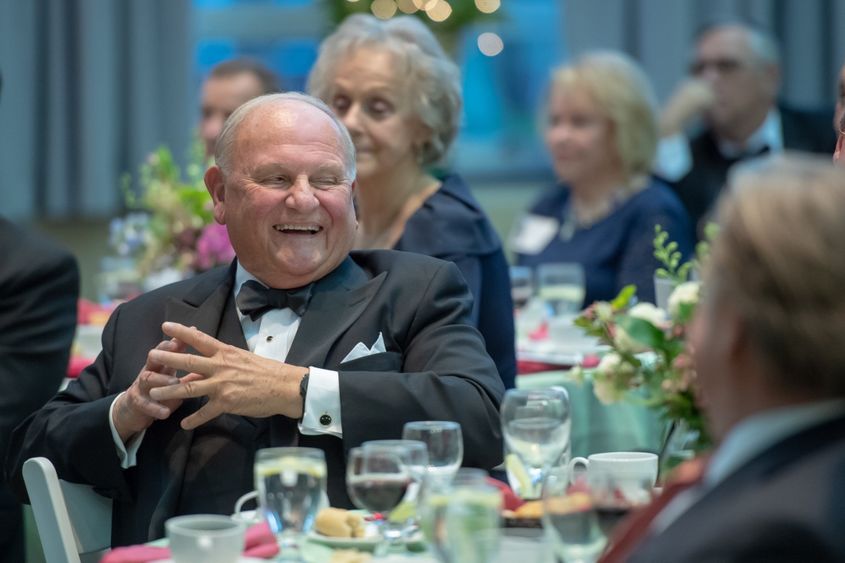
[629,302,666,325]
[668,281,701,318]
[593,378,625,404]
[594,302,613,322]
[595,352,635,379]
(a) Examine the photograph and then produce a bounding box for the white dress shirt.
[650,399,845,534]
[655,109,784,182]
[110,262,343,468]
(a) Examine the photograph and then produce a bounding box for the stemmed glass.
[510,265,534,310]
[501,387,571,499]
[421,479,502,563]
[402,421,463,490]
[537,262,586,315]
[542,467,607,563]
[346,445,414,557]
[254,447,326,562]
[362,440,429,541]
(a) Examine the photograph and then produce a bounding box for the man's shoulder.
[349,249,453,275]
[120,265,231,312]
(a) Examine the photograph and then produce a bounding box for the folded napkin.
[100,521,279,563]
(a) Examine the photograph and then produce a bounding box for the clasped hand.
[114,321,306,439]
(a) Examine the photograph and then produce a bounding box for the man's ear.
[205,165,226,225]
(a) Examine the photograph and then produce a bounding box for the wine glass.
[254,447,326,562]
[362,440,429,540]
[536,262,586,315]
[421,480,502,563]
[542,467,606,563]
[501,387,571,499]
[402,421,463,490]
[346,446,413,557]
[589,472,655,540]
[509,265,534,310]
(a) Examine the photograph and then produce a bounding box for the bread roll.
[315,507,366,538]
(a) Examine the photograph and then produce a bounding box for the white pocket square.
[341,332,386,363]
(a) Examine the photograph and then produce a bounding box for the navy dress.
[513,178,694,307]
[395,174,517,389]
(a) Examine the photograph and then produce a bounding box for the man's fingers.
[149,378,211,402]
[148,348,213,376]
[180,402,224,430]
[161,322,221,356]
[138,370,180,392]
[125,390,173,420]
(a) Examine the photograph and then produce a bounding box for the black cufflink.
[319,414,332,426]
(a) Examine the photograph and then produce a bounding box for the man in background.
[656,21,835,235]
[0,70,81,563]
[199,58,280,158]
[834,61,844,164]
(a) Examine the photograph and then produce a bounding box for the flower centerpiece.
[108,144,235,293]
[571,225,718,464]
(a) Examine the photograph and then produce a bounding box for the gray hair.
[214,91,356,180]
[707,153,845,397]
[307,14,462,166]
[696,21,781,68]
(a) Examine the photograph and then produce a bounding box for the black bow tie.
[236,279,314,320]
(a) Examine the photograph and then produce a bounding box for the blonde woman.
[512,51,693,306]
[309,14,515,388]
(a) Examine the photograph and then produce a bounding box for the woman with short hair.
[308,14,516,388]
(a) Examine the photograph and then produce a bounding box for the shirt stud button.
[266,335,273,342]
[319,414,332,426]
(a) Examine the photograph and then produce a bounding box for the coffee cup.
[568,451,658,492]
[166,514,246,563]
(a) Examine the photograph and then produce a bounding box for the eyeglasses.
[689,57,745,76]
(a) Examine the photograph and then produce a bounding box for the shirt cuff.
[655,134,692,181]
[298,367,342,438]
[109,392,146,469]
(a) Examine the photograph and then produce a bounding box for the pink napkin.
[100,521,279,563]
[485,477,524,511]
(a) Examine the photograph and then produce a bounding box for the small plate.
[307,530,424,551]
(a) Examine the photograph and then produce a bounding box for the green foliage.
[653,224,692,284]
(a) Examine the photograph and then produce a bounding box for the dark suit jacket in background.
[629,412,845,562]
[395,174,516,389]
[668,105,837,236]
[6,250,505,546]
[0,217,79,563]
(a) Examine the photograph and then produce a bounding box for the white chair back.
[22,457,112,563]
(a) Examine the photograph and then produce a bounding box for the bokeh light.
[477,32,504,56]
[396,0,418,13]
[425,0,452,22]
[371,0,398,20]
[474,0,501,14]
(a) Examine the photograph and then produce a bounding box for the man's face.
[200,73,265,158]
[205,101,357,289]
[691,26,778,134]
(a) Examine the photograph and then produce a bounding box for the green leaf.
[611,285,637,309]
[619,316,666,349]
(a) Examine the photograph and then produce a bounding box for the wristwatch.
[299,369,310,407]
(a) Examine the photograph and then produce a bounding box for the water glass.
[501,387,571,499]
[421,482,502,563]
[542,467,606,563]
[402,421,463,490]
[255,447,326,561]
[537,262,586,315]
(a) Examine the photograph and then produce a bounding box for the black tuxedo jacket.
[7,250,505,546]
[629,412,845,562]
[669,104,837,236]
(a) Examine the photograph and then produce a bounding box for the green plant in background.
[111,142,234,280]
[654,222,719,285]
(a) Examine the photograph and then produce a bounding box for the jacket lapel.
[148,264,243,537]
[285,256,385,369]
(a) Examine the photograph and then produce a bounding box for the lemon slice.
[505,453,532,496]
[388,499,417,523]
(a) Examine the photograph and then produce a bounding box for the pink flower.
[194,223,235,271]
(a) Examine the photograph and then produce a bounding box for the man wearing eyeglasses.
[655,21,836,237]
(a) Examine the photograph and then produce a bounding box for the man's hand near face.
[147,322,308,430]
[660,78,716,137]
